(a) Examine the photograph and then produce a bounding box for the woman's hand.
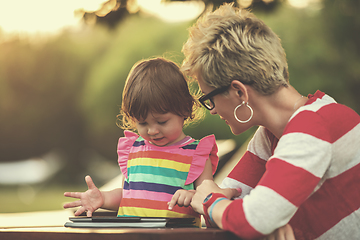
[63,175,104,217]
[167,189,196,210]
[190,180,241,215]
[262,224,296,240]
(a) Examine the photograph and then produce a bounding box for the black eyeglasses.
[199,85,230,110]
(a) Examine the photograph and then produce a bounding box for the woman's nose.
[210,107,217,115]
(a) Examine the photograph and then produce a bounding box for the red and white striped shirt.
[220,91,360,240]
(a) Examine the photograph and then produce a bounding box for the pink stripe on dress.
[123,189,173,202]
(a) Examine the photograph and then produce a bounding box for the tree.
[82,0,282,28]
[321,0,360,113]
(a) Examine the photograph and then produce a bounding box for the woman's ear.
[230,80,249,102]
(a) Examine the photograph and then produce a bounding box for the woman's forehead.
[197,77,214,94]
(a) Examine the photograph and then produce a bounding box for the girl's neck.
[148,134,190,147]
[167,136,192,146]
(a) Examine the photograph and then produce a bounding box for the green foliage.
[0,35,93,161]
[1,1,359,184]
[258,3,360,113]
[79,16,193,158]
[0,184,82,213]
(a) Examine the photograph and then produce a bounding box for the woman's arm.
[192,180,296,240]
[190,179,237,219]
[261,224,295,240]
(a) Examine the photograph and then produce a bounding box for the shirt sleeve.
[117,130,139,179]
[221,113,332,239]
[185,134,219,185]
[221,127,269,198]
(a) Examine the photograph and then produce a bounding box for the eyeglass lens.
[202,98,213,110]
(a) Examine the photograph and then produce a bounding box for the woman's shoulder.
[293,90,359,124]
[285,91,360,143]
[248,126,275,160]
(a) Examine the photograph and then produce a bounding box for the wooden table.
[0,226,240,240]
[0,210,240,240]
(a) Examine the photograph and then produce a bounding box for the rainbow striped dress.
[117,131,218,227]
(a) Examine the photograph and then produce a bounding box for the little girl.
[63,57,219,227]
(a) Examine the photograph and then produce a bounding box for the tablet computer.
[65,216,195,228]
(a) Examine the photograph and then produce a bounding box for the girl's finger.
[64,192,81,199]
[177,194,186,207]
[168,192,180,210]
[183,195,192,207]
[74,206,86,216]
[85,175,97,190]
[87,210,93,217]
[63,200,82,209]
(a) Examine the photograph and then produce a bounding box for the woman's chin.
[229,126,239,135]
[229,125,249,136]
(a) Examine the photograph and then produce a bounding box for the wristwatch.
[203,193,213,204]
[202,193,227,225]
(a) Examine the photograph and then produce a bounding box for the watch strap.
[202,193,227,226]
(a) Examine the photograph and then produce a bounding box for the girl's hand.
[63,175,104,217]
[167,189,196,210]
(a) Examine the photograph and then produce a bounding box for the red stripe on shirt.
[227,151,266,188]
[285,103,359,144]
[306,90,325,105]
[290,162,360,238]
[259,158,320,206]
[316,103,360,143]
[284,110,332,143]
[222,198,264,239]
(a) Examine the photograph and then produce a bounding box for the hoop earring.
[234,101,253,123]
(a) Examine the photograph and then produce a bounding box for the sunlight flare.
[137,0,205,23]
[0,0,107,34]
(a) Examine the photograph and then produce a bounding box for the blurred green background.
[0,0,359,213]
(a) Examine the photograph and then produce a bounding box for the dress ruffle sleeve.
[185,135,219,185]
[117,130,139,179]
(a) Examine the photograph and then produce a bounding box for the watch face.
[203,193,213,204]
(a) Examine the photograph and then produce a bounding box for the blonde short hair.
[181,3,289,95]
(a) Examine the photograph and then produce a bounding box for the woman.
[181,3,360,240]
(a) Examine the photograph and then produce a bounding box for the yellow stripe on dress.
[119,207,194,218]
[128,157,191,172]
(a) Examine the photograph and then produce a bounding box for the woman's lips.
[220,116,228,124]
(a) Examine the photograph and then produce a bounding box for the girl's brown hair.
[117,57,203,130]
